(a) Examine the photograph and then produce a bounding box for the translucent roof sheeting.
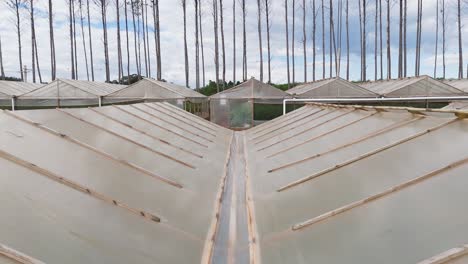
[210,77,290,100]
[18,79,126,99]
[444,101,468,110]
[0,102,232,263]
[287,78,378,98]
[0,81,42,98]
[106,78,206,100]
[443,79,468,92]
[359,76,466,97]
[244,103,468,264]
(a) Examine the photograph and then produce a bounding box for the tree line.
[0,0,466,89]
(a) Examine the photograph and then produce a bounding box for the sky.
[0,0,467,88]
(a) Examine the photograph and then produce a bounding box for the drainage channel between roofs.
[211,132,250,264]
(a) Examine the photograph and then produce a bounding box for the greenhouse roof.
[18,79,126,99]
[444,101,468,110]
[2,99,468,263]
[359,75,466,97]
[244,103,468,263]
[0,80,42,98]
[443,79,468,92]
[107,78,206,100]
[287,77,378,98]
[210,77,289,99]
[0,102,232,263]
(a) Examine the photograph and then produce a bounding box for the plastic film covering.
[104,78,209,118]
[244,103,468,264]
[444,79,468,92]
[0,102,232,263]
[444,101,468,110]
[287,77,378,98]
[359,75,467,97]
[210,78,289,128]
[0,81,42,98]
[16,79,126,108]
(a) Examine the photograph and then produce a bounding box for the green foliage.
[254,103,303,120]
[111,74,163,85]
[0,76,23,82]
[197,80,241,96]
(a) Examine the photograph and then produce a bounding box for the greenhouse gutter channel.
[210,132,252,264]
[282,96,468,115]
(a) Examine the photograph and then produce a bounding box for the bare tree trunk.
[182,0,189,86]
[95,0,110,82]
[9,0,24,80]
[232,0,236,83]
[346,0,349,80]
[329,0,333,78]
[285,0,291,88]
[442,0,446,79]
[213,0,220,92]
[195,0,200,89]
[220,0,226,89]
[34,36,43,83]
[398,0,402,78]
[303,0,307,82]
[242,0,247,81]
[257,0,264,82]
[87,0,95,81]
[131,1,141,77]
[199,1,205,86]
[69,0,76,79]
[0,36,4,79]
[379,0,382,80]
[136,2,142,79]
[151,0,162,80]
[386,0,391,79]
[72,1,79,79]
[142,1,148,77]
[313,0,317,81]
[434,0,439,78]
[415,0,420,76]
[79,0,90,81]
[362,0,366,81]
[292,0,296,83]
[358,0,363,81]
[403,0,406,77]
[124,0,130,80]
[116,0,123,81]
[48,0,56,81]
[321,0,325,79]
[265,0,272,83]
[458,0,463,79]
[30,0,36,83]
[374,0,378,80]
[145,1,151,77]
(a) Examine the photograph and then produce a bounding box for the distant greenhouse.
[359,76,466,98]
[104,78,209,118]
[210,77,290,129]
[443,101,468,110]
[287,77,377,98]
[16,79,126,109]
[0,80,42,109]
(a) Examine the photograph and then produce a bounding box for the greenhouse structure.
[16,79,126,109]
[104,78,209,118]
[210,77,290,129]
[443,79,468,92]
[287,77,378,99]
[444,101,468,110]
[0,80,42,109]
[1,101,468,263]
[359,75,466,98]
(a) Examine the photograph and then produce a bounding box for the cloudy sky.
[0,0,466,87]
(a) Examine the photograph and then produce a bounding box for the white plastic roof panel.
[210,77,289,99]
[0,102,232,264]
[244,103,468,264]
[360,76,466,97]
[106,78,206,100]
[444,79,468,92]
[444,101,468,110]
[0,81,42,98]
[18,79,126,99]
[287,78,378,98]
